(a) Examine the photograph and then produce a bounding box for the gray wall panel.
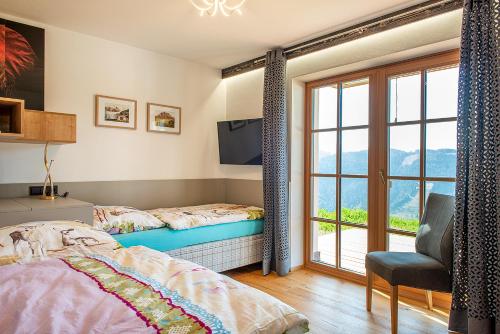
[225,179,263,207]
[0,178,263,209]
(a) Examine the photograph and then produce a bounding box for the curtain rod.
[221,0,463,79]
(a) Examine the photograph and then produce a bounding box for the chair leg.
[425,290,433,311]
[390,285,399,334]
[366,270,373,312]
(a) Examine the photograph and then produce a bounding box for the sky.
[313,66,459,154]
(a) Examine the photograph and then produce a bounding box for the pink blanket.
[0,247,309,334]
[1,259,151,333]
[0,257,216,334]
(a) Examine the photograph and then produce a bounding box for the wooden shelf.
[21,110,76,144]
[0,97,76,145]
[0,132,24,139]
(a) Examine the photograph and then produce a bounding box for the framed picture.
[95,95,137,129]
[147,103,181,134]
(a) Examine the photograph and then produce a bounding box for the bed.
[95,204,266,272]
[113,219,264,252]
[113,219,264,272]
[0,220,309,333]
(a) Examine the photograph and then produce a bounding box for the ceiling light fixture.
[191,0,246,17]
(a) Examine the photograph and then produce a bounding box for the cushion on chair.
[415,193,455,273]
[365,251,452,292]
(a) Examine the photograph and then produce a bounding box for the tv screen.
[217,118,263,165]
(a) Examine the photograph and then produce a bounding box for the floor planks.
[226,265,449,334]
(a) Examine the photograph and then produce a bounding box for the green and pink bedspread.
[0,246,308,334]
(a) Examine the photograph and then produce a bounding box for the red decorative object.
[0,18,44,110]
[0,24,36,90]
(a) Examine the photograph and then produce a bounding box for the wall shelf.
[0,132,24,139]
[0,97,76,145]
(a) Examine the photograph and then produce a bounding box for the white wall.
[224,10,463,267]
[0,14,227,184]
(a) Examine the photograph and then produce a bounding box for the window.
[305,51,459,279]
[308,75,372,275]
[386,65,458,252]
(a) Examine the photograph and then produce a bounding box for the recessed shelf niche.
[0,98,24,139]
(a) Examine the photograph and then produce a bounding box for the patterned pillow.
[147,204,265,230]
[0,220,120,266]
[93,206,165,234]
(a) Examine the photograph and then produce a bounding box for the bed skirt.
[166,234,263,272]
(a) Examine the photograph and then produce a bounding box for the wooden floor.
[227,265,449,334]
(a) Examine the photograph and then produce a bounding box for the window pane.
[426,66,459,119]
[388,233,416,252]
[311,221,336,266]
[341,178,368,225]
[340,226,367,274]
[312,131,336,174]
[426,121,457,178]
[425,181,456,201]
[389,124,420,177]
[341,128,368,175]
[389,73,421,123]
[388,180,420,232]
[341,78,369,127]
[312,177,336,218]
[312,85,337,129]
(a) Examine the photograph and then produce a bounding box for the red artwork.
[0,24,36,90]
[0,18,44,110]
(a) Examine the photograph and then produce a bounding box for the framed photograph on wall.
[95,95,137,129]
[147,103,181,134]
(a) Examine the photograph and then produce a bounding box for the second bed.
[95,204,265,272]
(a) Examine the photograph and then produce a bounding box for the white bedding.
[147,203,265,230]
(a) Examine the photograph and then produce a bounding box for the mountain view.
[315,149,456,230]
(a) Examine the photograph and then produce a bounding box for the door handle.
[379,169,386,185]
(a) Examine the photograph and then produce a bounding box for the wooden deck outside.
[315,229,416,274]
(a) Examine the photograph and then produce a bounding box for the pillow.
[0,220,120,266]
[147,204,265,230]
[93,206,164,234]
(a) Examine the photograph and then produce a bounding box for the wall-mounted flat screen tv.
[217,118,262,165]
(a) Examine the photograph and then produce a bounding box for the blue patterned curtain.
[449,1,500,333]
[262,49,290,276]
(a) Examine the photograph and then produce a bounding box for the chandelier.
[191,0,247,17]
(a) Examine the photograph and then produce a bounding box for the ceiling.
[0,0,432,69]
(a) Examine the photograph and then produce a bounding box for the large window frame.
[304,50,459,283]
[305,69,378,282]
[377,52,459,252]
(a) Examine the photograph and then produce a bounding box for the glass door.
[308,75,371,276]
[385,65,459,251]
[305,51,460,280]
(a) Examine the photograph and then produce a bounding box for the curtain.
[449,1,500,333]
[262,49,290,276]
